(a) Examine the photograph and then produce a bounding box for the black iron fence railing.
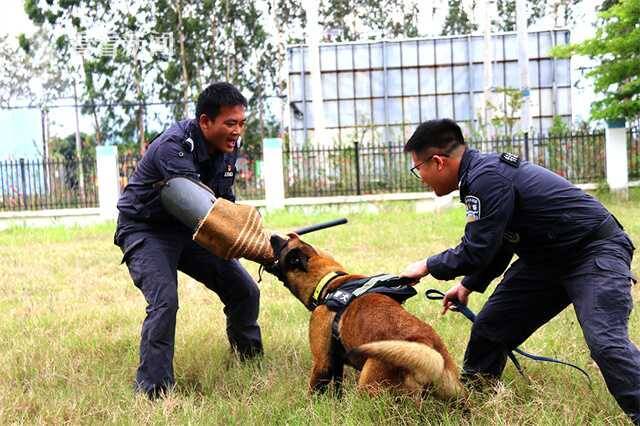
[0,157,97,211]
[283,130,607,197]
[118,152,265,201]
[0,130,626,212]
[468,131,606,184]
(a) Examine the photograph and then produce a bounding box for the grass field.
[2,189,640,425]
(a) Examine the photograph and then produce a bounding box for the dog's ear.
[270,234,288,256]
[283,247,309,272]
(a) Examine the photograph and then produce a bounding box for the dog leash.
[425,289,592,386]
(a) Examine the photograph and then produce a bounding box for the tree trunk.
[225,0,231,80]
[210,2,218,83]
[176,0,190,117]
[133,48,146,154]
[272,0,287,137]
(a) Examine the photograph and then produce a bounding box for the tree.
[441,0,478,35]
[0,29,73,108]
[319,0,420,42]
[553,0,640,121]
[488,87,524,138]
[22,0,136,146]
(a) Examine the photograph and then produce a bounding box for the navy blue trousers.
[463,233,639,423]
[119,230,262,396]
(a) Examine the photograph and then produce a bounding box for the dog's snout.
[270,234,288,257]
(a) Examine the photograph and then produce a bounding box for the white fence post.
[262,138,285,210]
[96,145,120,219]
[605,119,629,199]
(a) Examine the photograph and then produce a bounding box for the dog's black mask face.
[283,247,309,273]
[266,234,310,281]
[270,234,288,257]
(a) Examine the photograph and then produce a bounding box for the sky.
[0,0,603,160]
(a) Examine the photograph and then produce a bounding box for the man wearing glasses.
[400,118,640,423]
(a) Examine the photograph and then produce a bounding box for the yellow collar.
[312,271,343,301]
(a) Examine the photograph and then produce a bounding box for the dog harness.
[321,274,417,312]
[314,273,417,389]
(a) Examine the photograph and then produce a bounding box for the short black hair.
[404,118,465,154]
[196,82,247,119]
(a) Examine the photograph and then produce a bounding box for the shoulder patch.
[464,195,481,222]
[500,152,520,167]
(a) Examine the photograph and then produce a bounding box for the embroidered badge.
[504,231,521,243]
[500,152,520,167]
[223,164,234,178]
[183,137,195,152]
[465,196,481,222]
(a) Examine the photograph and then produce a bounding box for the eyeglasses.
[410,154,450,179]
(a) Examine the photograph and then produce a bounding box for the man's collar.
[189,119,210,163]
[458,147,475,183]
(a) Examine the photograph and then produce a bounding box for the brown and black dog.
[267,233,464,400]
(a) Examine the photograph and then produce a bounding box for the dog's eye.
[284,248,307,271]
[288,256,301,266]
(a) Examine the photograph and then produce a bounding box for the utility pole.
[304,0,327,145]
[516,0,531,160]
[73,79,86,203]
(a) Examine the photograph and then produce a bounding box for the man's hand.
[442,283,472,315]
[400,258,429,285]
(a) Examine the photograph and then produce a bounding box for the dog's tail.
[351,340,464,399]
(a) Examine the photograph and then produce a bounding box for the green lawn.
[1,189,639,425]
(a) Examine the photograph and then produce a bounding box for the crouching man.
[114,82,263,399]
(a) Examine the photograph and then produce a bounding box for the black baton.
[293,218,348,236]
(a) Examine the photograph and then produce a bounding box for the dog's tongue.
[193,198,276,263]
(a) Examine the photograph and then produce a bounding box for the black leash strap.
[425,289,592,386]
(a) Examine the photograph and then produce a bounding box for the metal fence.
[118,153,265,201]
[629,127,640,180]
[283,130,607,197]
[0,157,98,211]
[470,131,606,184]
[283,142,423,197]
[0,130,624,212]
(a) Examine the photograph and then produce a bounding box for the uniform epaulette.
[500,152,520,167]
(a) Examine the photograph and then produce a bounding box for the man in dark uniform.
[401,118,640,423]
[114,82,263,399]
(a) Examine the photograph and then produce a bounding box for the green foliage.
[18,0,425,152]
[441,0,478,36]
[548,115,571,137]
[493,0,580,31]
[48,133,96,163]
[553,0,640,121]
[0,28,73,109]
[473,87,525,139]
[318,0,420,41]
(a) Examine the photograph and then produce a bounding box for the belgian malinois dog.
[266,233,464,399]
